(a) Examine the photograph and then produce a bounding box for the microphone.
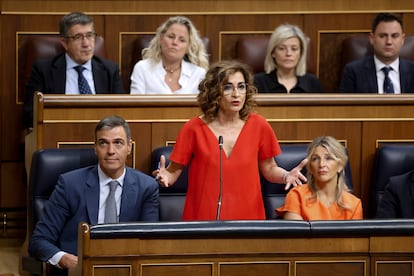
[216,136,223,220]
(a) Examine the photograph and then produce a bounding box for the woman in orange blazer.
[277,136,363,220]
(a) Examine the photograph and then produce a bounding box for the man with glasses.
[23,12,125,130]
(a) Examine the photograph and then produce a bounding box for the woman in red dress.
[154,60,307,220]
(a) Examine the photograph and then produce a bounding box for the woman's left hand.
[284,158,308,190]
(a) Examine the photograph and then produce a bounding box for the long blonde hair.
[142,16,209,70]
[305,136,351,211]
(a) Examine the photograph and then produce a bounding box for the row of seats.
[27,143,413,228]
[20,34,414,97]
[22,143,414,275]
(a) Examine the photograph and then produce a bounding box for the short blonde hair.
[264,23,307,76]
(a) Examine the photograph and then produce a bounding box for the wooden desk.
[26,93,414,217]
[75,220,414,276]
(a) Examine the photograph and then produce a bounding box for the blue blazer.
[29,165,159,262]
[376,170,414,218]
[23,54,126,128]
[339,56,414,93]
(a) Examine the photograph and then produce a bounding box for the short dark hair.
[371,13,403,33]
[59,12,94,37]
[94,115,131,142]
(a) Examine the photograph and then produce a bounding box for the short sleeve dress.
[170,113,281,220]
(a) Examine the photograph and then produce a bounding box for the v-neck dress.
[170,113,281,220]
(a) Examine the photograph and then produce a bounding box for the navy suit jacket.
[339,56,414,93]
[29,165,159,262]
[24,53,126,127]
[376,170,414,218]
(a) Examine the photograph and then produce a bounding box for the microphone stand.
[216,136,223,220]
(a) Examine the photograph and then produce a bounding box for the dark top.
[24,54,126,128]
[339,55,414,93]
[254,69,324,93]
[376,170,414,219]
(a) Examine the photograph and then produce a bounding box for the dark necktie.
[381,67,394,94]
[104,180,119,223]
[74,65,92,94]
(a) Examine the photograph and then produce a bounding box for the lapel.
[364,57,379,93]
[119,168,139,221]
[51,54,67,93]
[91,58,107,94]
[399,60,409,92]
[85,166,101,225]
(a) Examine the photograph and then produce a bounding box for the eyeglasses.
[222,82,248,95]
[65,32,97,42]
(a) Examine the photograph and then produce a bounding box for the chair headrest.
[29,148,98,197]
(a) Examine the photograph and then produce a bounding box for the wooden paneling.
[2,0,414,236]
[2,0,414,13]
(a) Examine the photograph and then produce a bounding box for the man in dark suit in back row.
[339,13,414,93]
[23,11,125,129]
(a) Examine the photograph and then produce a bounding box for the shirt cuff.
[48,251,65,268]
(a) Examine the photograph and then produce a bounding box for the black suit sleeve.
[376,179,399,218]
[339,64,356,92]
[24,61,47,128]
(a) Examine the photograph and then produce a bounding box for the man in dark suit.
[339,13,414,93]
[376,169,414,218]
[23,12,125,129]
[29,115,159,275]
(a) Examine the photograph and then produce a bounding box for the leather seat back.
[369,144,414,217]
[151,146,188,221]
[28,148,98,234]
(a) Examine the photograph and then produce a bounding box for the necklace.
[163,64,181,83]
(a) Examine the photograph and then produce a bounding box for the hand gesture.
[152,155,170,187]
[284,158,308,190]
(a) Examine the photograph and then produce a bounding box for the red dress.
[170,113,281,220]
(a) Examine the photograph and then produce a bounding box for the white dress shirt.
[374,56,401,94]
[65,54,96,94]
[130,59,206,94]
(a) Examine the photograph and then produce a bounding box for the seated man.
[339,12,414,93]
[23,11,125,130]
[29,115,159,275]
[376,169,414,218]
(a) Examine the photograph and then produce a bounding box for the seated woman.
[277,136,363,220]
[130,16,209,94]
[254,23,323,93]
